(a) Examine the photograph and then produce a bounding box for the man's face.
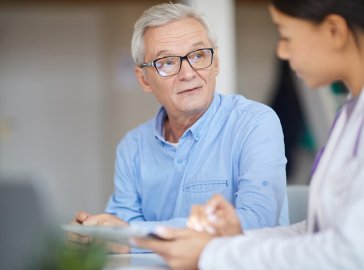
[135,17,219,120]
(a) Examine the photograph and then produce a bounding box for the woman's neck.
[344,33,364,96]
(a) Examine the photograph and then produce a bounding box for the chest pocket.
[183,180,228,208]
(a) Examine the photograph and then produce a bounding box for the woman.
[132,0,364,269]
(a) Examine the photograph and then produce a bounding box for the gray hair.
[131,3,217,66]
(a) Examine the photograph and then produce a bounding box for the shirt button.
[262,181,269,187]
[177,159,183,164]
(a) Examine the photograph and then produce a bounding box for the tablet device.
[62,224,165,246]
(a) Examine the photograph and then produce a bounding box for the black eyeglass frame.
[139,48,214,77]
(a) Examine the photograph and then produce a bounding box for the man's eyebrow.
[155,49,170,58]
[154,41,208,58]
[191,41,206,48]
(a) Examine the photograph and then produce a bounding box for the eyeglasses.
[139,48,214,77]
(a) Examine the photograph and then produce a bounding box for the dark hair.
[271,0,364,32]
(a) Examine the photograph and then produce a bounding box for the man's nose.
[177,59,196,80]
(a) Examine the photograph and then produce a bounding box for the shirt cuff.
[198,237,230,270]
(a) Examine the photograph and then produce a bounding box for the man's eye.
[162,58,177,65]
[156,59,176,68]
[190,52,204,60]
[165,60,174,65]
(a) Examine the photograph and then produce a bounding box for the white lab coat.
[199,87,364,270]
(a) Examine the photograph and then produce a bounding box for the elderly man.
[71,3,288,252]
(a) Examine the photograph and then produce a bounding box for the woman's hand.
[187,194,243,236]
[132,227,213,270]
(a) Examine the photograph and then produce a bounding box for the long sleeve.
[105,135,144,223]
[199,168,364,270]
[235,110,288,229]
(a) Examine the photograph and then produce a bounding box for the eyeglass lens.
[155,49,213,77]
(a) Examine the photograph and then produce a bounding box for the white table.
[104,253,170,270]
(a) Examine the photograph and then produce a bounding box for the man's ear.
[213,47,220,76]
[134,66,153,93]
[323,14,350,49]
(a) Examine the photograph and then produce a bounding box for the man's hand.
[67,211,130,253]
[132,227,213,270]
[187,194,243,236]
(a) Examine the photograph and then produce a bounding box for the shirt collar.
[153,92,221,142]
[154,107,167,142]
[345,85,364,118]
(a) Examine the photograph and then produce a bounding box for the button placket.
[174,132,194,168]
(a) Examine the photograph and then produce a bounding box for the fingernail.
[194,223,204,232]
[206,226,216,234]
[155,226,167,236]
[205,206,214,215]
[207,214,218,223]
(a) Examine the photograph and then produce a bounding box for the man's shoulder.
[220,93,274,116]
[119,118,155,145]
[128,118,154,136]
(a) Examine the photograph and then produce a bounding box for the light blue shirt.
[106,92,288,232]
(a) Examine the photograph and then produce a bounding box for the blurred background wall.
[0,0,343,223]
